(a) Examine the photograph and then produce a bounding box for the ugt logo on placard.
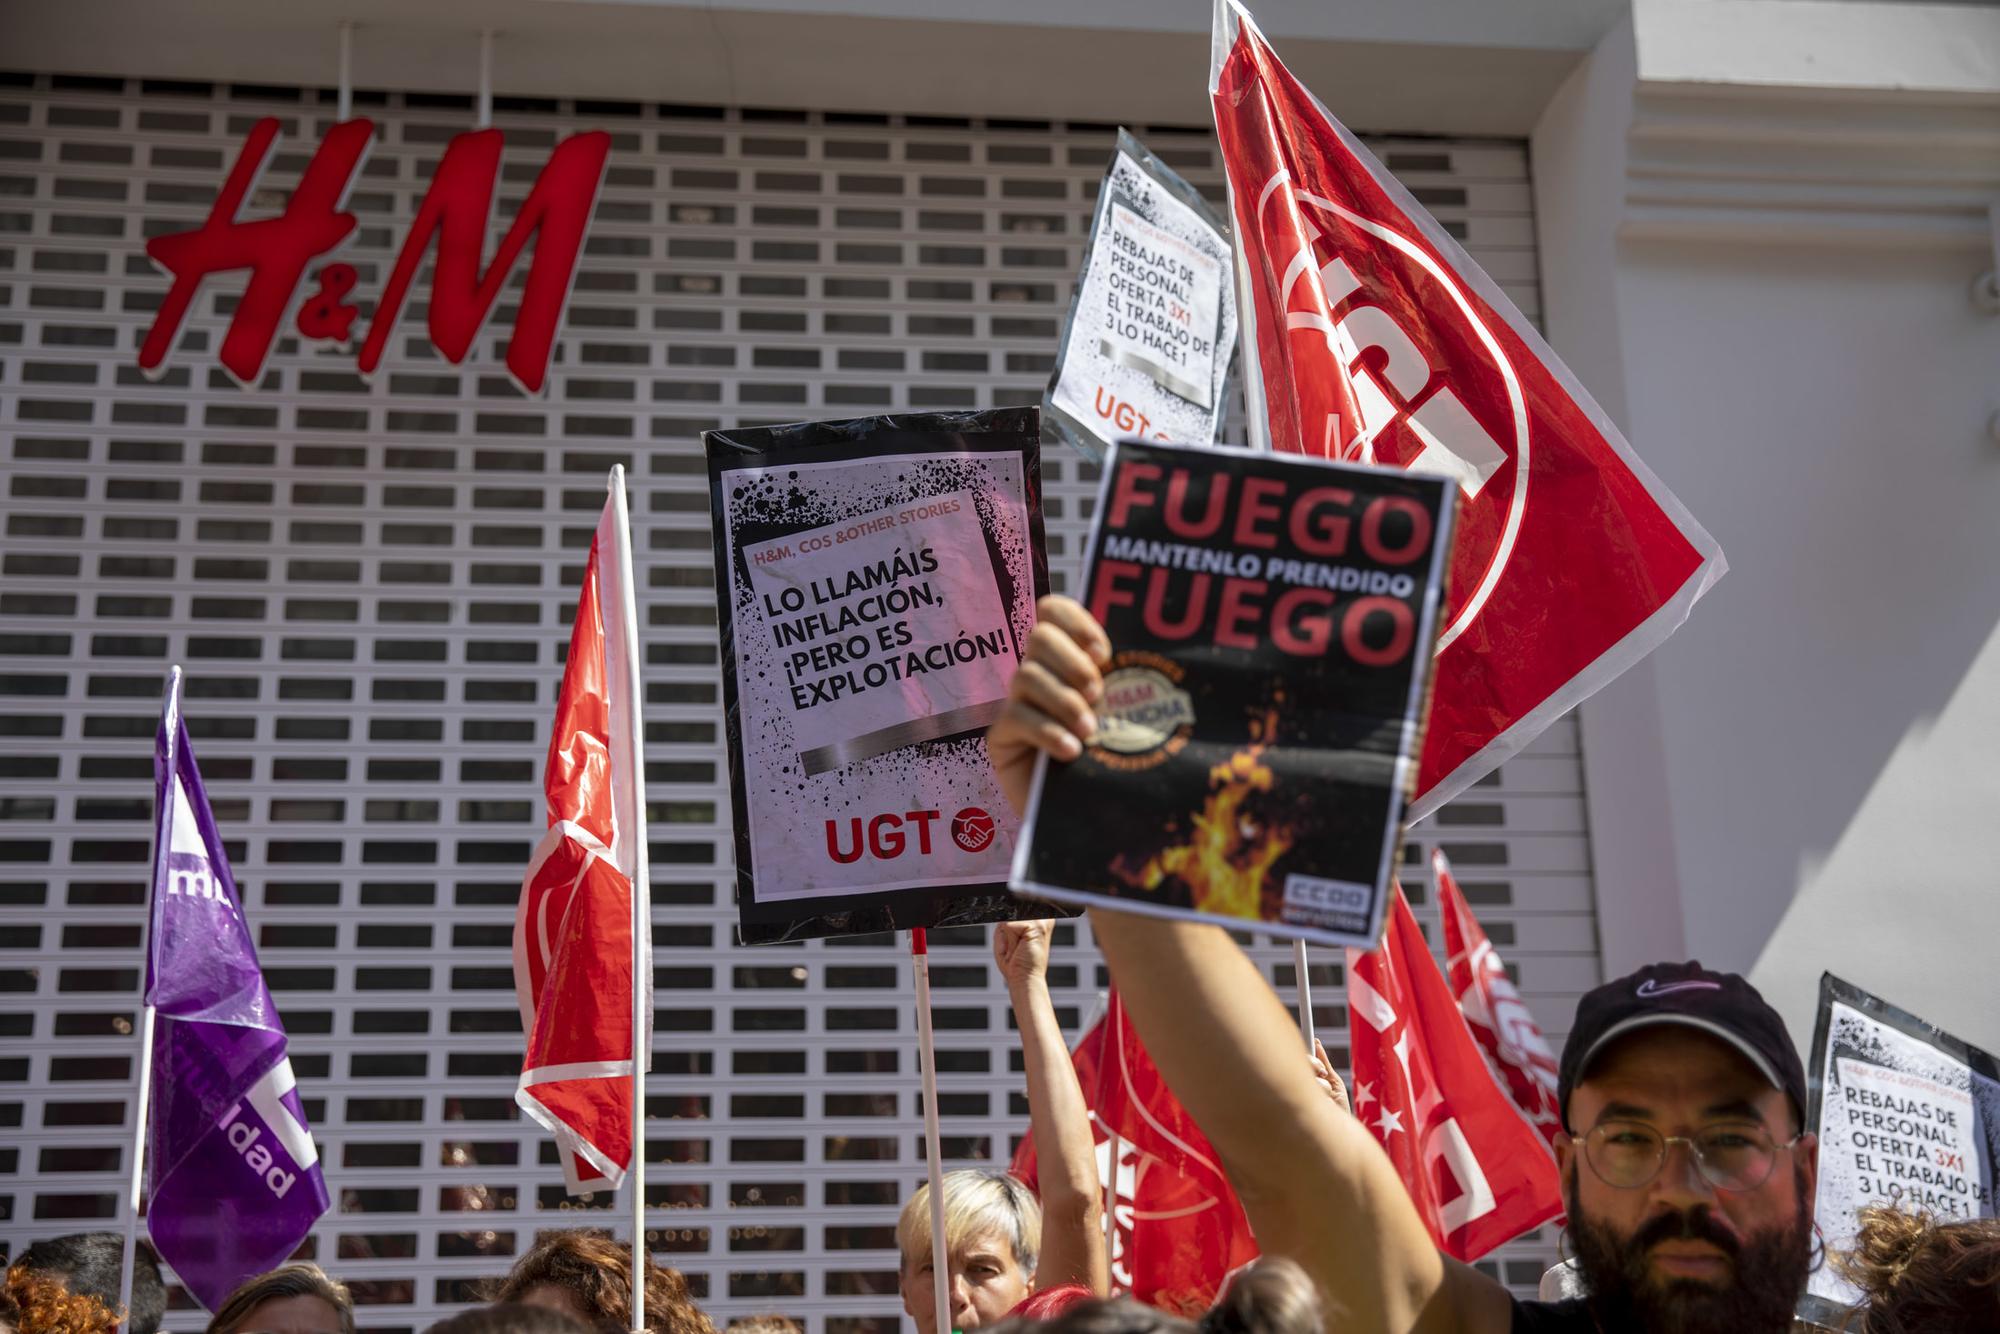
[137,116,610,394]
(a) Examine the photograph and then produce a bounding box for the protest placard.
[1044,130,1238,461]
[1010,439,1452,947]
[706,408,1062,943]
[1799,973,2000,1327]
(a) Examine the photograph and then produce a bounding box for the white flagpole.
[606,467,652,1334]
[118,1004,156,1334]
[1212,1,1269,458]
[1102,1126,1121,1297]
[1293,939,1317,1049]
[121,667,180,1334]
[912,929,951,1334]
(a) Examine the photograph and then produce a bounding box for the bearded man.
[1519,962,1817,1332]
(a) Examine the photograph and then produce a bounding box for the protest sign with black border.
[706,408,1066,944]
[1043,129,1238,461]
[1010,438,1452,948]
[1799,973,2000,1328]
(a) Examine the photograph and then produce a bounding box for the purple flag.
[146,667,328,1310]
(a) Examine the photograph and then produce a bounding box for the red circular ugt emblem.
[951,807,996,854]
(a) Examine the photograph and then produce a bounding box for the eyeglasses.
[1582,1119,1805,1192]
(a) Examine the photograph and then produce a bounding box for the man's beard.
[1566,1162,1813,1334]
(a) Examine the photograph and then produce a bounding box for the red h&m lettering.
[139,117,371,387]
[137,117,610,395]
[357,127,611,395]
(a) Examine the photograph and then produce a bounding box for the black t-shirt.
[1509,1297,1597,1332]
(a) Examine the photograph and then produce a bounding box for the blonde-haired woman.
[897,920,1108,1334]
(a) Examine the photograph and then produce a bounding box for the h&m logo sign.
[137,116,610,395]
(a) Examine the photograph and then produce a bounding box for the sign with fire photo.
[1010,439,1454,948]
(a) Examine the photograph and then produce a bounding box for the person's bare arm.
[1090,910,1513,1333]
[997,919,1109,1295]
[988,595,1513,1334]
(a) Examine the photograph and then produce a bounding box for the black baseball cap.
[1557,960,1807,1133]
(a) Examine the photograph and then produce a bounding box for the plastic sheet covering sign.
[1210,0,1724,819]
[1044,129,1239,461]
[706,408,1063,943]
[1799,974,2000,1328]
[1011,439,1453,949]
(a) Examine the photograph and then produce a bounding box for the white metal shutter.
[0,72,1592,1331]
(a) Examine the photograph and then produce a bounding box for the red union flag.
[1210,1,1723,817]
[1012,992,1259,1313]
[1346,888,1562,1260]
[1435,851,1563,1152]
[513,476,651,1193]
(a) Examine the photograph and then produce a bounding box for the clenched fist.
[993,918,1054,991]
[986,595,1111,815]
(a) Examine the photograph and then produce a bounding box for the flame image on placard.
[1115,706,1293,921]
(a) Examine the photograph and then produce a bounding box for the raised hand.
[994,918,1054,991]
[986,595,1111,815]
[1310,1036,1350,1114]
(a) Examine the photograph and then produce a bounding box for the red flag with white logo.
[513,475,652,1194]
[1435,851,1563,1154]
[1209,1,1724,818]
[1012,991,1259,1314]
[1346,888,1562,1260]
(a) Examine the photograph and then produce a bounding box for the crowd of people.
[7,596,1999,1334]
[0,1232,755,1334]
[5,1204,1997,1334]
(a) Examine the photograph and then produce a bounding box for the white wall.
[1536,0,2000,1050]
[0,0,1613,136]
[1533,17,1695,974]
[1755,615,2000,1056]
[1622,241,2000,965]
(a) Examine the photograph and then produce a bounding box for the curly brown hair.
[4,1269,118,1334]
[722,1319,800,1334]
[491,1231,712,1334]
[1836,1205,2000,1333]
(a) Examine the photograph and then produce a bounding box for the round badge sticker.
[1091,652,1195,770]
[951,807,997,854]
